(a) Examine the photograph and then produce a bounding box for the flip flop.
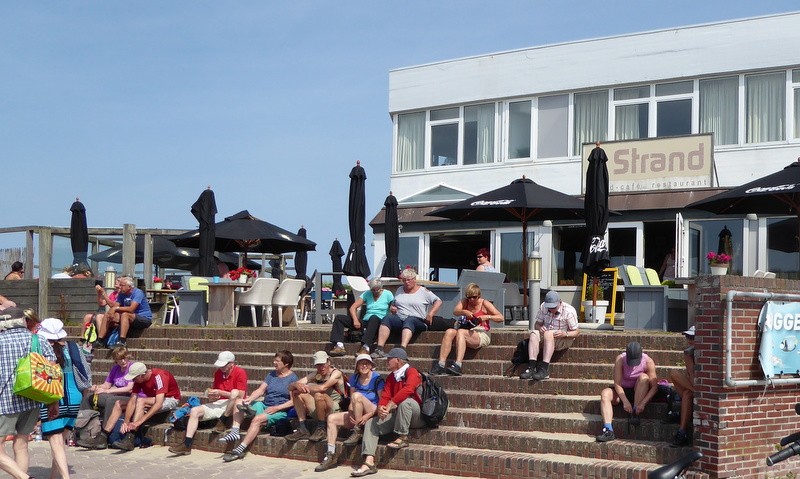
[350,464,378,477]
[386,437,409,449]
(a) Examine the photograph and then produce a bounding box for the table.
[201,281,252,326]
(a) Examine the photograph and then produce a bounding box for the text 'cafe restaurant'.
[372,14,800,298]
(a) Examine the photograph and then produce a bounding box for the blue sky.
[1,1,797,275]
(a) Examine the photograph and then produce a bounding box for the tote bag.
[13,334,64,404]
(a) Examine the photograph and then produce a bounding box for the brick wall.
[694,275,800,478]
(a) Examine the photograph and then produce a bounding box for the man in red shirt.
[352,348,426,477]
[111,362,181,451]
[169,351,248,456]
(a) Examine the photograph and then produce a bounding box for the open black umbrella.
[329,239,345,294]
[171,210,317,259]
[70,198,89,265]
[582,145,611,296]
[342,161,371,278]
[191,188,217,277]
[427,176,585,306]
[380,192,400,278]
[295,226,309,281]
[89,236,181,265]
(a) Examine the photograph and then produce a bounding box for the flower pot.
[153,282,163,290]
[238,275,249,284]
[582,300,609,324]
[710,264,728,276]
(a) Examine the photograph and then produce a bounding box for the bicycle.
[648,450,702,479]
[765,402,800,467]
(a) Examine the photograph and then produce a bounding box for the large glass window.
[430,107,459,167]
[463,103,495,165]
[573,91,608,156]
[500,230,535,288]
[686,220,743,275]
[657,99,692,137]
[767,217,800,280]
[537,95,569,158]
[746,72,785,143]
[700,76,739,146]
[508,100,531,159]
[398,236,420,273]
[552,225,586,286]
[396,112,425,172]
[614,86,650,140]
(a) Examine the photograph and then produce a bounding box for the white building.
[371,12,800,292]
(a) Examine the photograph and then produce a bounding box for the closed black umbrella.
[582,145,611,281]
[191,188,217,277]
[70,199,89,265]
[329,239,345,294]
[342,161,371,278]
[295,226,308,281]
[380,192,400,278]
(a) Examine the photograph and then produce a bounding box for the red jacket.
[379,366,422,407]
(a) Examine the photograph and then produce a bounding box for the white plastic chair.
[271,278,306,327]
[234,277,279,327]
[345,275,370,299]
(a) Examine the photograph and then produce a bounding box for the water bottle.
[33,424,42,442]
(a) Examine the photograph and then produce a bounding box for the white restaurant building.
[369,12,800,294]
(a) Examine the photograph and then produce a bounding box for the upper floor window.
[430,104,496,168]
[396,112,425,172]
[613,86,649,140]
[464,103,495,165]
[655,81,692,137]
[699,76,738,146]
[574,90,608,155]
[537,95,568,158]
[508,100,531,159]
[746,71,785,143]
[792,69,800,139]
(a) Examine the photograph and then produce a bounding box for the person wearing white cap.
[168,351,248,456]
[668,325,696,447]
[284,351,346,443]
[0,308,56,479]
[221,351,298,462]
[520,290,579,381]
[315,354,385,472]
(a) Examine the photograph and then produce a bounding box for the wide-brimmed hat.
[355,353,375,366]
[214,351,235,367]
[38,318,67,341]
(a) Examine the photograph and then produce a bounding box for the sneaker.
[168,442,192,456]
[519,367,535,380]
[356,346,369,355]
[628,412,641,426]
[116,339,127,347]
[370,348,386,359]
[308,426,326,442]
[285,427,310,442]
[217,431,241,444]
[212,419,227,434]
[596,427,615,442]
[92,339,107,349]
[314,452,338,472]
[531,364,550,381]
[342,427,362,447]
[329,346,347,357]
[429,363,448,376]
[111,432,135,451]
[670,430,692,448]
[445,363,462,376]
[77,431,108,450]
[222,449,246,462]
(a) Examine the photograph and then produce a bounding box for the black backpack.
[417,372,448,427]
[511,339,529,365]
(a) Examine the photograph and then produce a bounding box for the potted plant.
[229,267,255,283]
[707,252,731,276]
[582,280,609,324]
[153,276,164,290]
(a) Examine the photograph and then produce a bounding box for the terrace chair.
[644,268,662,286]
[187,276,210,302]
[753,270,766,278]
[234,277,279,327]
[764,271,776,279]
[345,275,370,299]
[271,278,306,327]
[503,283,524,323]
[624,265,646,286]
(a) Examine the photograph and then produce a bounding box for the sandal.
[237,404,256,418]
[386,436,409,449]
[350,463,378,477]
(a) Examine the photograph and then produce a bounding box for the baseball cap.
[124,362,148,380]
[38,318,67,341]
[214,351,236,368]
[625,341,643,367]
[313,351,330,365]
[355,353,375,366]
[683,326,696,337]
[386,347,408,361]
[543,291,561,309]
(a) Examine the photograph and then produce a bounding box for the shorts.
[200,399,232,420]
[161,397,180,411]
[250,403,289,427]
[472,328,491,348]
[0,408,39,436]
[529,329,575,351]
[132,315,152,329]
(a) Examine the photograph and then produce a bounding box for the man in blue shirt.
[101,276,152,347]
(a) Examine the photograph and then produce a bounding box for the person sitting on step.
[315,353,385,472]
[220,350,297,462]
[97,276,152,347]
[596,341,659,442]
[430,283,503,377]
[668,326,695,447]
[327,278,394,357]
[283,351,346,443]
[520,290,579,381]
[168,351,248,456]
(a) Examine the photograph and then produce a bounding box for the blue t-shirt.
[359,290,394,320]
[263,370,298,408]
[348,371,384,405]
[117,288,152,320]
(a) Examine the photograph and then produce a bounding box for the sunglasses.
[476,255,484,258]
[466,295,480,300]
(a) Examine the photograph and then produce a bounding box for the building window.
[430,107,459,167]
[537,95,569,158]
[552,225,586,286]
[508,100,531,159]
[700,76,739,146]
[463,103,495,165]
[396,112,425,172]
[614,86,649,140]
[793,69,800,139]
[746,71,785,143]
[573,91,608,156]
[398,236,420,274]
[655,81,693,137]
